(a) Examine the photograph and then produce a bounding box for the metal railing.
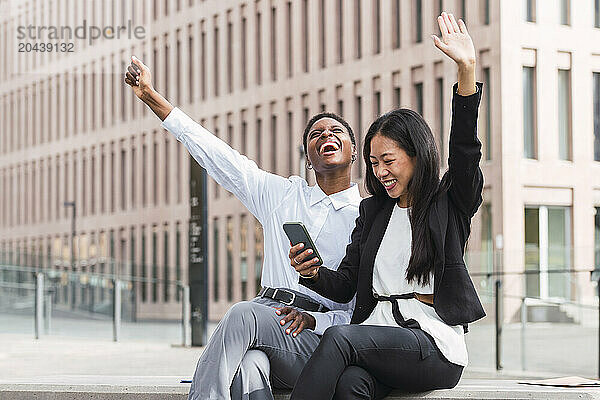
[0,264,192,346]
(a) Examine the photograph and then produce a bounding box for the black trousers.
[289,324,463,400]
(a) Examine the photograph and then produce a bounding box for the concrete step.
[1,376,599,400]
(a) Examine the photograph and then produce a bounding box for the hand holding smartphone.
[283,222,322,278]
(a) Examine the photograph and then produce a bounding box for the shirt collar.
[309,183,361,210]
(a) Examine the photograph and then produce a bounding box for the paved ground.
[0,312,597,380]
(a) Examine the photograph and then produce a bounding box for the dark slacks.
[289,324,463,400]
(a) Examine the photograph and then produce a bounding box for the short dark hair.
[302,112,355,156]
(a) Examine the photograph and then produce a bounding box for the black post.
[495,279,502,370]
[189,159,208,346]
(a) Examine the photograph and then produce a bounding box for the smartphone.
[283,222,323,266]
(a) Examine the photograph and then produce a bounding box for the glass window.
[436,78,444,163]
[414,82,423,116]
[163,226,169,302]
[152,226,157,302]
[524,207,540,298]
[254,220,263,294]
[213,218,219,302]
[415,0,422,43]
[483,67,491,160]
[595,208,600,270]
[523,66,537,159]
[596,0,600,28]
[226,217,233,302]
[354,0,362,58]
[393,0,401,48]
[337,0,344,62]
[481,204,493,273]
[524,0,536,22]
[594,73,600,161]
[373,0,381,54]
[558,69,572,160]
[560,0,570,25]
[240,215,248,300]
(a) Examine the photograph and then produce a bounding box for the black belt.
[259,287,330,313]
[373,292,433,359]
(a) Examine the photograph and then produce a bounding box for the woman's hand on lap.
[275,307,316,336]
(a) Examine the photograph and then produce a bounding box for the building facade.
[1,0,599,322]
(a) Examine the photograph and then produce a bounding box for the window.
[254,220,263,294]
[302,0,309,71]
[414,0,422,43]
[286,2,293,76]
[414,82,423,116]
[242,15,248,87]
[164,137,170,203]
[596,0,600,28]
[524,206,571,299]
[213,218,220,301]
[241,115,248,154]
[373,0,381,54]
[256,117,263,167]
[271,6,277,79]
[483,67,491,160]
[226,216,233,302]
[393,0,401,48]
[319,0,326,67]
[337,0,344,62]
[560,0,570,25]
[373,90,381,117]
[213,20,219,96]
[120,148,126,210]
[524,0,536,22]
[394,86,401,109]
[271,114,277,172]
[287,110,293,174]
[558,69,572,160]
[355,94,363,177]
[142,140,147,206]
[141,226,147,301]
[164,226,169,302]
[201,21,207,99]
[523,66,537,159]
[595,208,600,271]
[175,223,181,301]
[481,204,493,273]
[227,18,233,92]
[240,215,248,300]
[436,77,445,162]
[152,226,158,302]
[176,33,182,104]
[131,145,136,208]
[354,0,362,58]
[594,73,600,161]
[460,0,466,21]
[256,9,263,83]
[153,135,158,204]
[483,0,490,25]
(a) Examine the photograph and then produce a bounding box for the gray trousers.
[188,295,322,400]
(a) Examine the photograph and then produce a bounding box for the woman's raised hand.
[124,56,154,100]
[432,12,475,68]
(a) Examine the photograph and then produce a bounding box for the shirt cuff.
[452,81,483,112]
[160,107,194,140]
[305,311,330,336]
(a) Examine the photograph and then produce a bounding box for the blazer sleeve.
[446,82,484,218]
[299,199,366,303]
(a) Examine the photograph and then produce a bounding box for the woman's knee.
[321,324,359,346]
[333,366,376,400]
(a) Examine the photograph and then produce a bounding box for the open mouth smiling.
[318,140,341,156]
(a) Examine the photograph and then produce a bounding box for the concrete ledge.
[1,377,599,400]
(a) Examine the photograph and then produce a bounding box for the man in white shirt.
[125,57,361,400]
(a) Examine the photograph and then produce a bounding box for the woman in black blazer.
[286,13,486,400]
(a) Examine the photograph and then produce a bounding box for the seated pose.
[124,58,360,399]
[288,13,486,400]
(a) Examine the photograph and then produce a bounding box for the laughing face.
[369,133,416,202]
[306,117,355,172]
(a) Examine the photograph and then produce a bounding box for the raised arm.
[432,13,483,217]
[125,56,173,120]
[124,56,292,222]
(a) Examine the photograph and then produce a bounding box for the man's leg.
[230,350,273,400]
[188,298,321,400]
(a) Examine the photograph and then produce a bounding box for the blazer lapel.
[361,198,396,279]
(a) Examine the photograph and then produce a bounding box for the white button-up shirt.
[161,107,361,335]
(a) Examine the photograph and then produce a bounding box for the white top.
[161,107,361,335]
[360,205,468,366]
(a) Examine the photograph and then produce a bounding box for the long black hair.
[363,108,448,286]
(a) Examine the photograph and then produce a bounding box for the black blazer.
[301,82,486,329]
